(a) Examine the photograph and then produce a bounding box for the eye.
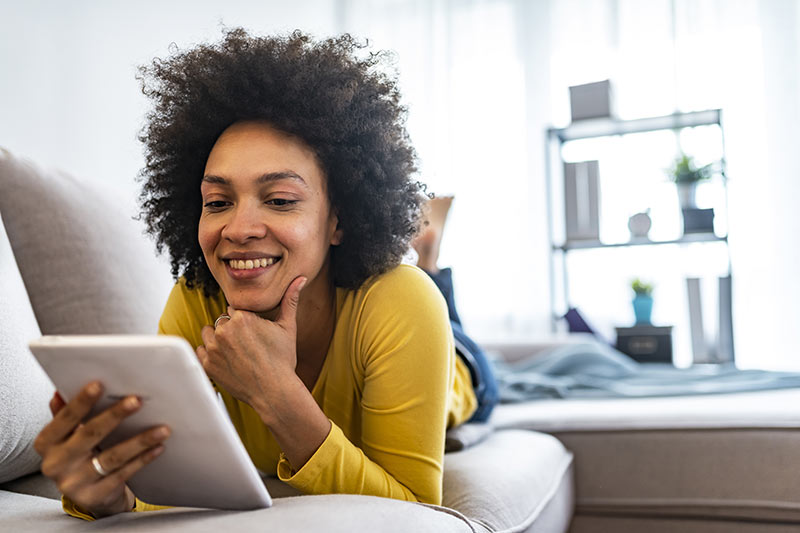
[203,200,229,210]
[266,198,297,207]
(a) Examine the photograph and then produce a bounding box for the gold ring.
[214,314,231,329]
[91,455,110,477]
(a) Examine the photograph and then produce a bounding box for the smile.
[226,257,280,270]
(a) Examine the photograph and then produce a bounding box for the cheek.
[286,212,333,256]
[197,218,219,259]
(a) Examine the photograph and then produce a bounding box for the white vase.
[676,182,697,209]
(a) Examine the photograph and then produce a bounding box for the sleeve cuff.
[62,495,96,521]
[276,421,338,489]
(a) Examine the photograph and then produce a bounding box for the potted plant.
[631,278,654,325]
[667,153,713,209]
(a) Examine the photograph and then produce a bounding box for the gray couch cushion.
[569,514,800,533]
[492,391,800,525]
[443,430,574,533]
[0,212,54,483]
[0,490,476,532]
[0,147,173,335]
[558,428,800,524]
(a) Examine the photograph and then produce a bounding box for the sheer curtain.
[340,0,554,341]
[339,0,800,369]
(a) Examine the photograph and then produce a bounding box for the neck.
[295,277,337,364]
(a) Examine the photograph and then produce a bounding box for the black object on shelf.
[682,208,715,234]
[615,325,674,364]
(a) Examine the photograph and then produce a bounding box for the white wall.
[0,0,340,197]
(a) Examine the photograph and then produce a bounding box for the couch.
[2,147,800,532]
[0,147,573,532]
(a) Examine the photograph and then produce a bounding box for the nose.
[221,201,268,243]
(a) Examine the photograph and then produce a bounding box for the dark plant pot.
[632,295,653,325]
[682,207,715,234]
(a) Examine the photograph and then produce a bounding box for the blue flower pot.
[633,295,653,324]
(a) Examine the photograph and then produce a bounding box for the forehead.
[203,121,326,192]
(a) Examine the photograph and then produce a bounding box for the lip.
[224,258,280,280]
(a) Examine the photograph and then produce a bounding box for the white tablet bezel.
[28,334,271,510]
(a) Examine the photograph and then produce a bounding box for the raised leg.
[412,195,453,274]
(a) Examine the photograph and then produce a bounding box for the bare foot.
[412,195,453,274]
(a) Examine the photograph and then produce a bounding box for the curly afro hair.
[137,28,426,295]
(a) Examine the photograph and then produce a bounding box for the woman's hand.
[197,276,307,419]
[198,275,332,470]
[34,382,171,518]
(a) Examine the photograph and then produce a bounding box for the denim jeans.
[424,268,499,422]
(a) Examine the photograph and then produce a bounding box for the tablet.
[28,335,272,510]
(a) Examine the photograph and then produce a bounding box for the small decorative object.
[627,209,652,239]
[667,153,713,210]
[681,207,715,234]
[631,278,654,325]
[564,160,600,241]
[569,80,613,122]
[615,325,673,363]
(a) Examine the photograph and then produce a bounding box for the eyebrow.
[201,171,308,187]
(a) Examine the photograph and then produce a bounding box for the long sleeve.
[154,267,474,507]
[276,265,460,504]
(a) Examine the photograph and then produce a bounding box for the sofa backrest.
[0,211,53,483]
[0,147,174,483]
[0,147,173,334]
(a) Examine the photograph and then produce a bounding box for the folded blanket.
[494,340,800,401]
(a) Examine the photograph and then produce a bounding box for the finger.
[196,345,209,368]
[91,425,170,480]
[94,444,165,494]
[200,325,215,348]
[69,396,142,452]
[276,276,307,329]
[37,381,103,448]
[49,392,66,416]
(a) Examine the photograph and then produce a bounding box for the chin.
[232,299,279,314]
[221,288,281,314]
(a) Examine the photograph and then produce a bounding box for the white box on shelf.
[569,80,613,122]
[564,160,600,241]
[686,277,708,363]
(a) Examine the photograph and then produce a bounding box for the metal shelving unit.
[544,109,734,363]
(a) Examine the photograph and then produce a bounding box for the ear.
[329,212,344,246]
[331,226,344,246]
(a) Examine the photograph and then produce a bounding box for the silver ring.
[214,314,231,329]
[91,455,110,477]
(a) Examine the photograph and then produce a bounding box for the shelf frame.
[556,233,727,251]
[547,109,721,143]
[543,108,734,363]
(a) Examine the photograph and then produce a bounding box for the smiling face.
[199,121,342,315]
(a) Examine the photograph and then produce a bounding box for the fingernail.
[124,396,140,410]
[149,445,165,459]
[87,382,102,396]
[153,426,170,439]
[298,277,308,291]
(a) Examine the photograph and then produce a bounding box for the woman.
[34,29,487,519]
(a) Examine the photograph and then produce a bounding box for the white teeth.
[228,257,278,270]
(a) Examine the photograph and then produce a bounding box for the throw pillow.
[0,147,173,334]
[0,211,55,483]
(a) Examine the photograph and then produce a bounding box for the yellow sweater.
[64,264,476,518]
